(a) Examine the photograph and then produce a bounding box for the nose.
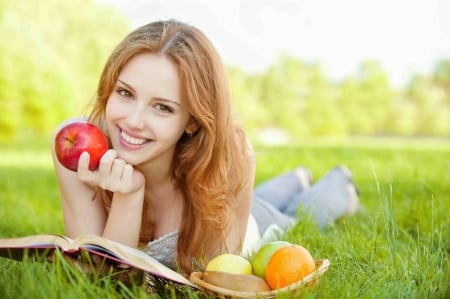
[125,103,145,130]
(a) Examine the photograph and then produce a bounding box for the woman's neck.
[136,156,172,189]
[142,172,183,239]
[136,157,182,213]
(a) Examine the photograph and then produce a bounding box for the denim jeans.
[251,166,353,234]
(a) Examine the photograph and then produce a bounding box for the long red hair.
[88,20,251,272]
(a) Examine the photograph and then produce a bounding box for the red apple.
[54,121,108,171]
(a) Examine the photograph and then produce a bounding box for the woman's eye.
[155,103,173,113]
[117,89,133,98]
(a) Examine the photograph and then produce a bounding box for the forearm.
[61,193,107,237]
[102,188,145,248]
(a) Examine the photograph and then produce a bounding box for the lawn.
[0,136,449,298]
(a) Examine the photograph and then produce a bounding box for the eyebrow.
[116,78,181,106]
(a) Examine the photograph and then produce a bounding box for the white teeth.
[121,130,147,145]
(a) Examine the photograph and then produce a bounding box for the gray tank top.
[143,230,179,270]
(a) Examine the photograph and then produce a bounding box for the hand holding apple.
[54,121,109,171]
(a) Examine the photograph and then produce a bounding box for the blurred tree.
[339,61,394,135]
[407,74,449,135]
[433,59,450,99]
[257,56,300,128]
[0,0,129,138]
[300,64,345,136]
[228,67,269,132]
[230,55,312,136]
[431,59,450,135]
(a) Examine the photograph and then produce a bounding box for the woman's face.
[105,53,192,166]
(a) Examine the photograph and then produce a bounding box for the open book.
[0,234,193,288]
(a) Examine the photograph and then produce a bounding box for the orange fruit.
[265,244,316,290]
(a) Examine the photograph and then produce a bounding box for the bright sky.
[99,0,450,87]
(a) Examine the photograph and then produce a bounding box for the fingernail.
[79,152,89,162]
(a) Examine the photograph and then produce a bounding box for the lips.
[120,129,149,145]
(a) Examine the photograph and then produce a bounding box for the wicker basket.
[190,259,330,299]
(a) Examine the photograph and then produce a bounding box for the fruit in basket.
[54,121,108,171]
[251,240,290,279]
[265,244,316,289]
[203,271,271,292]
[205,253,252,275]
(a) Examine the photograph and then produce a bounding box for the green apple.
[251,241,290,279]
[205,253,252,275]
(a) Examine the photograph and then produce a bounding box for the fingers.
[109,158,126,185]
[122,164,134,189]
[77,149,142,194]
[99,150,118,179]
[77,152,91,180]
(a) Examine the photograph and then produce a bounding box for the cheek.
[155,119,188,142]
[105,97,125,120]
[105,97,113,118]
[104,100,115,135]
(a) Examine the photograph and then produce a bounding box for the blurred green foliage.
[0,0,129,138]
[0,1,449,140]
[230,57,450,139]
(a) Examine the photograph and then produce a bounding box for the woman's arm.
[51,119,145,247]
[79,149,145,246]
[52,143,107,237]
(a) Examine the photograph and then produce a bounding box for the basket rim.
[190,258,330,298]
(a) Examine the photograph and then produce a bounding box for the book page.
[0,234,74,251]
[73,235,193,286]
[0,234,77,261]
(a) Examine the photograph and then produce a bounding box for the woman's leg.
[251,196,296,236]
[253,167,313,211]
[246,196,297,253]
[282,166,360,227]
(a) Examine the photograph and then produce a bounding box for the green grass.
[0,136,449,298]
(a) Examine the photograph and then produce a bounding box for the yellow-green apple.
[251,240,290,279]
[205,253,253,275]
[54,121,108,171]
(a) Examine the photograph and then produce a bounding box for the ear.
[185,119,200,136]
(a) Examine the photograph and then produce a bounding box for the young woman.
[52,20,359,273]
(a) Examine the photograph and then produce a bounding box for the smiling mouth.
[120,130,149,145]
